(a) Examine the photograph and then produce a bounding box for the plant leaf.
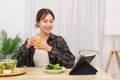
[5,34,22,55]
[0,30,22,56]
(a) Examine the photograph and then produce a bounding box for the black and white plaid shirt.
[16,33,75,68]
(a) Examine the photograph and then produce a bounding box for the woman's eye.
[42,20,54,23]
[43,21,47,23]
[50,20,53,23]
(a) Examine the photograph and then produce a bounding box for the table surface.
[0,67,112,80]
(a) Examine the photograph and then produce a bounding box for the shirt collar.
[48,33,56,40]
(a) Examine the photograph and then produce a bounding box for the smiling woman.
[16,8,75,68]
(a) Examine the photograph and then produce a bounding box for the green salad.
[46,64,62,70]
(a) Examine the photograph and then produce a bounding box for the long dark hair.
[35,8,55,27]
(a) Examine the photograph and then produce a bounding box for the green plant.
[0,30,22,56]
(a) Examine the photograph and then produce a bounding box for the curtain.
[58,0,104,68]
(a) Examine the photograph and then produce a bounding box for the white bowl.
[45,67,65,74]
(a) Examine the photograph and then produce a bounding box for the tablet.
[69,54,97,75]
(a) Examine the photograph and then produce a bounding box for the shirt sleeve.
[16,39,34,67]
[49,36,75,68]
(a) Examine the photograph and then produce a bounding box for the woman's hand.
[26,37,36,49]
[34,40,52,52]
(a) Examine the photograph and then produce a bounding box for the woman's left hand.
[34,40,52,52]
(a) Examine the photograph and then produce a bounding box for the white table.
[0,67,112,80]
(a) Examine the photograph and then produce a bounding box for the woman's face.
[39,14,54,34]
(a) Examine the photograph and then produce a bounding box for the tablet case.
[69,55,97,75]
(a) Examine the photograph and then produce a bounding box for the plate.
[0,68,27,77]
[45,67,65,74]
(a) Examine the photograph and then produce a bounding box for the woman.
[16,8,75,68]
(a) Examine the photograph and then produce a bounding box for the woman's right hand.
[26,37,36,49]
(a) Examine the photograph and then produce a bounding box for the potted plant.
[0,30,22,59]
[0,30,22,74]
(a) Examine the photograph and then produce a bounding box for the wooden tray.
[0,68,27,77]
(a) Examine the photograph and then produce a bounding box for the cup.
[0,59,17,74]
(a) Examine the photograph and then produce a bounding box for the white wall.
[0,0,25,39]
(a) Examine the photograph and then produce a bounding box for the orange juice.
[35,36,41,43]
